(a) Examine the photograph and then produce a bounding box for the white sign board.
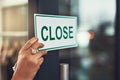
[34,14,78,51]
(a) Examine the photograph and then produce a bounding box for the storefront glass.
[59,0,116,80]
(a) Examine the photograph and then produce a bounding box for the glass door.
[59,0,116,80]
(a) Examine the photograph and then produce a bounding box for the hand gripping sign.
[34,14,78,51]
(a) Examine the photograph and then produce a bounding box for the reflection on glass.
[59,0,116,80]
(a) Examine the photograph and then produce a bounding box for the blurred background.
[0,0,28,80]
[59,0,116,80]
[0,0,116,80]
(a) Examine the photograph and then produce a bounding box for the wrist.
[12,69,33,80]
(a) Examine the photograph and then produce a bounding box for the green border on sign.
[34,13,77,19]
[34,13,78,51]
[38,44,78,51]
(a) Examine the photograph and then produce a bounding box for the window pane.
[59,0,116,80]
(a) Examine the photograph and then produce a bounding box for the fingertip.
[38,43,45,48]
[34,37,39,41]
[40,43,44,47]
[30,37,38,44]
[41,50,48,55]
[22,37,38,50]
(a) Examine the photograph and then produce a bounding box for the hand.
[12,37,47,80]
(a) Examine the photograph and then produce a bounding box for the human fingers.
[31,42,44,50]
[26,42,45,55]
[33,50,48,59]
[21,37,38,50]
[37,57,44,68]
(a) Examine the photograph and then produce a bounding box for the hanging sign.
[34,14,78,51]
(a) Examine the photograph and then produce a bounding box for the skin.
[11,37,47,80]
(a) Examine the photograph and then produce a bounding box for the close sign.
[34,14,78,51]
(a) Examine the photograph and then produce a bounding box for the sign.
[34,14,78,51]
